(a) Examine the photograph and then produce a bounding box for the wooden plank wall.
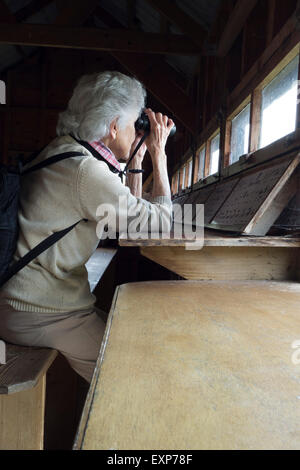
[172,0,298,173]
[0,49,120,164]
[0,49,176,177]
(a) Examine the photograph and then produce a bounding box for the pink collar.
[88,140,121,172]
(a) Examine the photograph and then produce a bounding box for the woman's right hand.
[144,108,174,160]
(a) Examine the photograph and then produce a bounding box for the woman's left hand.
[129,133,147,168]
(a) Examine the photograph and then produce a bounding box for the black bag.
[0,151,87,288]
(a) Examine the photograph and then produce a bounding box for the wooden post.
[204,141,211,178]
[175,171,179,194]
[178,167,184,192]
[297,51,300,129]
[2,70,11,165]
[171,174,177,195]
[184,163,189,189]
[219,109,227,178]
[193,151,200,184]
[224,119,232,168]
[249,88,262,153]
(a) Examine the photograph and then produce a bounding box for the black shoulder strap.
[69,134,148,183]
[0,219,88,288]
[0,149,89,288]
[70,136,121,176]
[122,130,149,173]
[119,131,149,183]
[22,151,84,175]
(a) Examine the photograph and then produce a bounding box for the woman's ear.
[109,118,118,140]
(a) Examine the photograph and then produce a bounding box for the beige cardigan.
[1,135,172,313]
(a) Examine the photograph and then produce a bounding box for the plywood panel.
[203,177,240,224]
[173,185,216,227]
[174,191,201,224]
[273,185,300,231]
[210,154,299,233]
[75,281,300,450]
[193,185,216,204]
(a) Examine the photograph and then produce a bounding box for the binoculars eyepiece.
[135,111,176,137]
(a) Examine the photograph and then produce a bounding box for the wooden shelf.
[119,229,300,248]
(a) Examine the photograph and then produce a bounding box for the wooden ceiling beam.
[0,0,34,60]
[127,0,138,30]
[15,0,53,22]
[93,5,187,90]
[111,51,197,134]
[0,0,53,23]
[0,0,100,76]
[206,0,235,50]
[54,0,99,26]
[217,0,258,57]
[0,22,200,55]
[0,0,15,23]
[145,0,206,49]
[91,5,197,133]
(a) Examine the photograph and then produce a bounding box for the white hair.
[56,71,146,141]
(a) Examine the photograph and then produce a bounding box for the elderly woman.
[0,71,173,383]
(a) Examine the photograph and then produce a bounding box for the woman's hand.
[144,108,174,159]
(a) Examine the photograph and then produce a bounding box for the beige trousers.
[0,301,105,383]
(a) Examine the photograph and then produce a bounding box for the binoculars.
[135,111,176,137]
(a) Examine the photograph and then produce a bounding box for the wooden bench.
[74,280,300,450]
[0,343,57,450]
